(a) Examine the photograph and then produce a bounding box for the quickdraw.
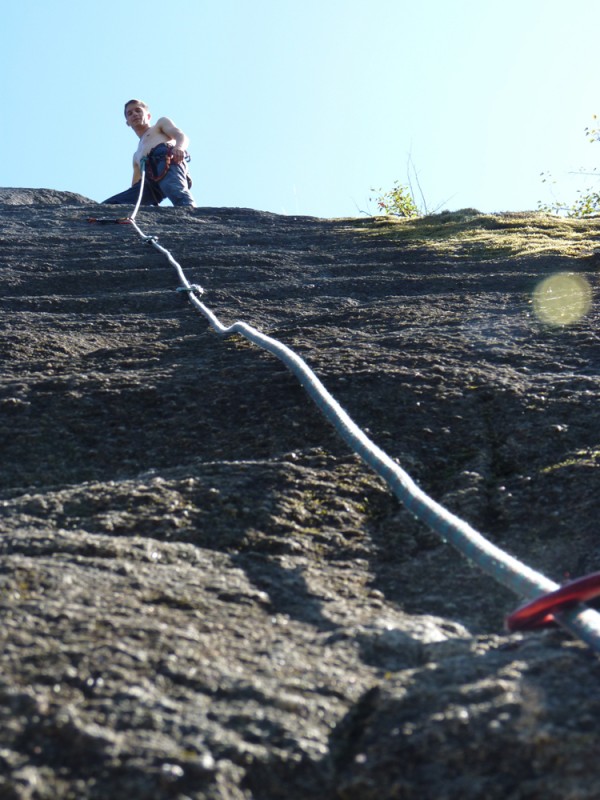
[87,217,131,225]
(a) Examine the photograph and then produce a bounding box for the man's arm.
[156,116,190,164]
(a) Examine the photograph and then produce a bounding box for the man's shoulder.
[155,116,177,132]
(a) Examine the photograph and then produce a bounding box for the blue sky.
[4,0,600,217]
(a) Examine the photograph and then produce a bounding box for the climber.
[102,99,195,207]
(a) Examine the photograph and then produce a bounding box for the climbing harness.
[145,146,172,182]
[144,143,191,183]
[142,144,173,182]
[94,169,600,654]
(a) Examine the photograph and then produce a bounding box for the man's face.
[125,104,151,128]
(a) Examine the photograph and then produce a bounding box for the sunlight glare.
[532,272,592,326]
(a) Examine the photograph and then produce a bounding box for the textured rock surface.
[1,189,600,798]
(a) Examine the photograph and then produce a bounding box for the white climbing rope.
[124,172,600,653]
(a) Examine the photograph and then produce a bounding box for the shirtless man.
[102,99,195,207]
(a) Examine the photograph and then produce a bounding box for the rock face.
[1,189,600,798]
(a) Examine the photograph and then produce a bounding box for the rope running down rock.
[122,171,600,654]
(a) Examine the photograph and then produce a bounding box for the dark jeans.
[102,144,195,207]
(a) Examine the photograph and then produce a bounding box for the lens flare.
[532,272,592,326]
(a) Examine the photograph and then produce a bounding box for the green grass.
[349,209,600,261]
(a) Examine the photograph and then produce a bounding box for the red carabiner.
[506,571,600,631]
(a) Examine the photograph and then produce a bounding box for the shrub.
[370,180,420,218]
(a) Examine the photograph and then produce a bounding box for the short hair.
[124,99,149,117]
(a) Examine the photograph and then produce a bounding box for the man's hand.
[171,146,186,164]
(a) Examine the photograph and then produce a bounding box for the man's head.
[124,99,150,127]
